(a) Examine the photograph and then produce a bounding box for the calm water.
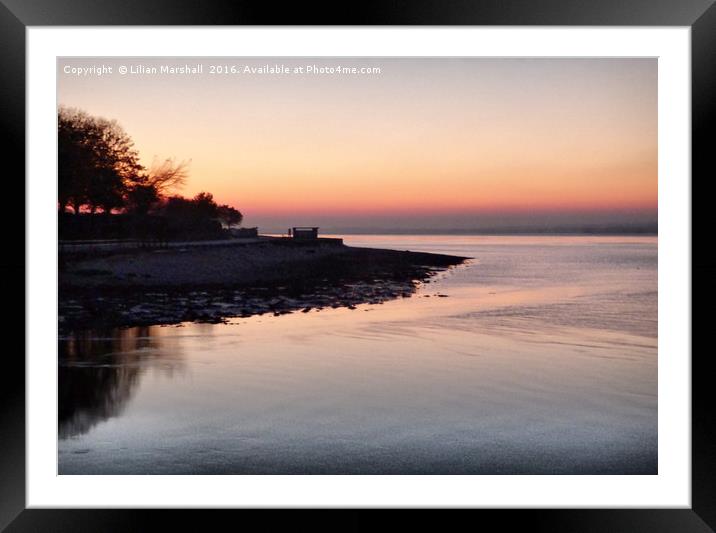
[58,235,657,474]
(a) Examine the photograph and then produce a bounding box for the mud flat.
[59,240,469,331]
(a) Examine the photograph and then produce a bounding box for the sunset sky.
[58,57,657,232]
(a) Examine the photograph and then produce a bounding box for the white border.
[27,27,691,508]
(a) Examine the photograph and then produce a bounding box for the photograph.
[56,56,658,475]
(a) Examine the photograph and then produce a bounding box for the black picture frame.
[2,1,714,531]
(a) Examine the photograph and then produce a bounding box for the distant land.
[257,223,658,236]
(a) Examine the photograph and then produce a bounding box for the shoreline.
[59,240,469,332]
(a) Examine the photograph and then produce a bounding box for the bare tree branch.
[146,157,190,195]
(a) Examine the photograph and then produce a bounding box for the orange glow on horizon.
[58,57,657,224]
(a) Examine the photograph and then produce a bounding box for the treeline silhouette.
[58,107,242,241]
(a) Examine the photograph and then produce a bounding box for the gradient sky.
[58,57,657,231]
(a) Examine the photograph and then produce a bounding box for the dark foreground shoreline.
[59,240,468,332]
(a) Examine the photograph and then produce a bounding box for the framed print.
[2,0,715,531]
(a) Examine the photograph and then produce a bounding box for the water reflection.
[59,326,184,439]
[58,237,657,474]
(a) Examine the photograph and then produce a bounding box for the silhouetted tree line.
[58,107,243,240]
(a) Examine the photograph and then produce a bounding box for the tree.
[217,204,243,228]
[162,195,194,220]
[126,183,161,215]
[162,192,218,223]
[160,192,223,239]
[57,107,243,242]
[58,107,144,214]
[90,116,144,214]
[58,108,94,213]
[192,192,219,220]
[144,157,189,195]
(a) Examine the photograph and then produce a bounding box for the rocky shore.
[59,239,468,332]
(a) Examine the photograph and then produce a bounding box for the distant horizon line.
[255,223,658,236]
